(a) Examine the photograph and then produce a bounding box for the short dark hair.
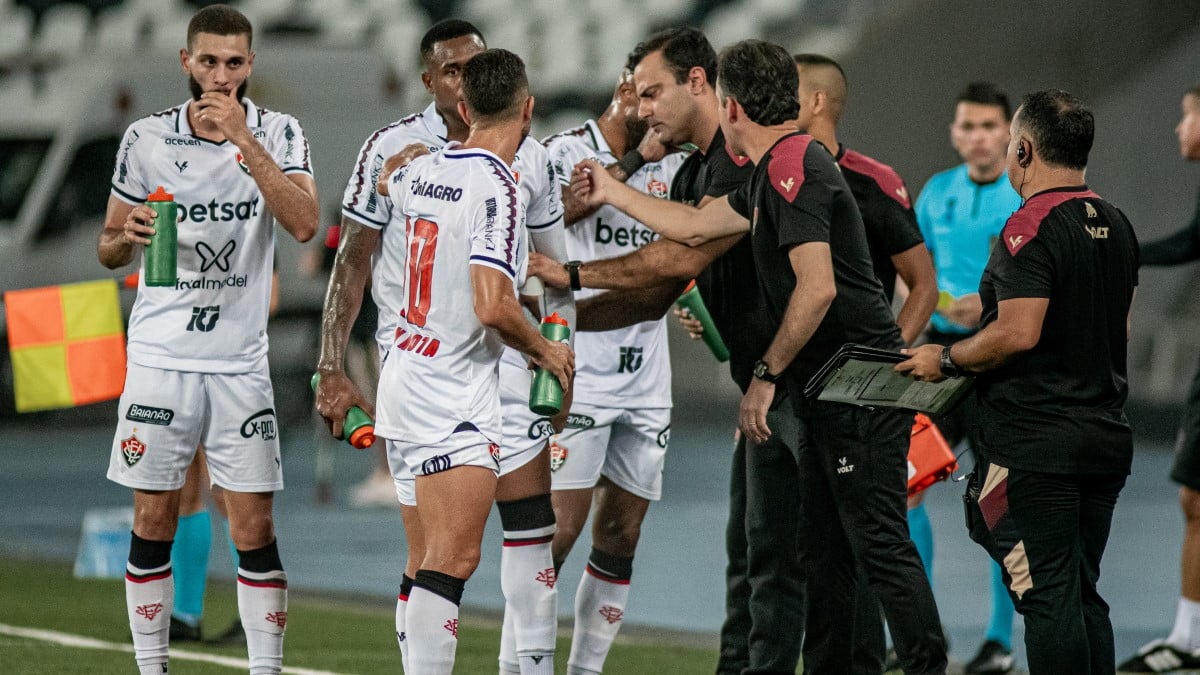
[956,81,1011,119]
[793,53,846,84]
[1187,84,1200,100]
[627,26,716,86]
[716,40,799,127]
[419,19,484,65]
[462,49,528,120]
[1015,89,1094,170]
[187,4,252,49]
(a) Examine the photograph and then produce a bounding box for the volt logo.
[186,305,220,332]
[196,240,236,272]
[175,160,188,173]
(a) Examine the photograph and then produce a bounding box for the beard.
[625,116,650,147]
[189,76,248,102]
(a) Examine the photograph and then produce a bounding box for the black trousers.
[967,463,1126,675]
[797,400,947,675]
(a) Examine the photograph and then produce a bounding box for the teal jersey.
[915,164,1022,333]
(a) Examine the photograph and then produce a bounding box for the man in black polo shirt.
[897,90,1138,675]
[528,27,808,675]
[567,38,948,674]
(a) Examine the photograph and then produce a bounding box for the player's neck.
[693,103,721,154]
[463,123,522,165]
[1017,165,1087,200]
[804,118,838,156]
[741,124,795,165]
[967,162,1004,184]
[595,112,628,157]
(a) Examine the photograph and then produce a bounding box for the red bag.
[907,413,957,496]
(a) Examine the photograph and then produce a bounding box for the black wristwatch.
[752,359,782,384]
[939,345,961,378]
[564,260,582,291]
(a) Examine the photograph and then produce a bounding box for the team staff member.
[571,39,948,675]
[898,90,1138,675]
[1119,83,1200,674]
[525,27,791,675]
[372,49,573,675]
[98,6,318,674]
[911,82,1023,674]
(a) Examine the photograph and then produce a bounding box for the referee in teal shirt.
[911,82,1022,675]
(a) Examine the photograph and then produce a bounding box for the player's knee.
[133,504,178,540]
[593,514,641,557]
[425,545,482,579]
[229,512,275,549]
[1181,487,1200,523]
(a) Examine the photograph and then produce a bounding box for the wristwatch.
[564,260,582,291]
[939,345,961,378]
[752,359,782,384]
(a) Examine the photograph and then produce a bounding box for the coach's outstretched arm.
[572,158,747,246]
[473,265,574,392]
[198,88,319,242]
[314,218,379,438]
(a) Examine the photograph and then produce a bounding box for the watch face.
[754,361,769,378]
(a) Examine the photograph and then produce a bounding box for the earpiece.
[1016,140,1031,167]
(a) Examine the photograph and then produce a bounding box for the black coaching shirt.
[727,132,903,403]
[835,147,925,301]
[671,128,764,391]
[975,185,1139,475]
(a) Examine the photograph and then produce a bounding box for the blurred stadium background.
[1,0,1199,672]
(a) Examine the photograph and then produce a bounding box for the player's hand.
[739,379,774,445]
[196,88,250,145]
[570,158,611,207]
[377,144,431,196]
[673,307,703,340]
[636,127,669,163]
[528,252,570,289]
[548,370,575,433]
[123,205,158,246]
[940,293,983,329]
[314,369,375,439]
[894,344,945,382]
[533,339,575,394]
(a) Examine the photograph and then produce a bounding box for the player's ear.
[421,70,433,94]
[457,100,473,127]
[688,65,707,94]
[522,95,535,125]
[179,48,190,74]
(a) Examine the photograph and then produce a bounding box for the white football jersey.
[374,145,528,444]
[110,98,313,373]
[543,120,686,408]
[341,102,563,353]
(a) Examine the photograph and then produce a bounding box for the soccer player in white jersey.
[316,20,574,674]
[97,6,318,674]
[498,67,686,675]
[368,48,573,675]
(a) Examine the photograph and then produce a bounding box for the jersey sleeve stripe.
[281,165,313,174]
[111,184,145,205]
[469,254,516,278]
[527,214,563,230]
[341,206,387,229]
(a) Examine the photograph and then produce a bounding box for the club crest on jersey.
[122,435,146,467]
[235,152,251,176]
[647,178,669,199]
[549,441,569,472]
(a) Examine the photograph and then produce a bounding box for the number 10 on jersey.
[406,216,438,327]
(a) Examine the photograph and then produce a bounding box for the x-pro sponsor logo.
[240,408,277,441]
[527,413,596,440]
[126,404,174,426]
[657,426,670,448]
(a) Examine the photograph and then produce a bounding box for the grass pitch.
[0,557,719,673]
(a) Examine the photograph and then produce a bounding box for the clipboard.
[803,343,974,415]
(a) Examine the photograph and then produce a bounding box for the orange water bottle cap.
[147,186,174,202]
[683,279,697,293]
[542,312,568,326]
[349,424,376,449]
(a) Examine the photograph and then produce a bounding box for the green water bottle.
[529,312,571,415]
[310,373,376,449]
[143,186,178,287]
[675,280,730,362]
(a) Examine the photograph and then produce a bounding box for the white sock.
[500,532,557,669]
[237,567,288,675]
[406,570,465,675]
[1166,597,1200,651]
[397,576,413,672]
[499,608,520,673]
[126,560,173,673]
[567,551,633,675]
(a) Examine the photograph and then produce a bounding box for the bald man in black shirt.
[898,90,1138,675]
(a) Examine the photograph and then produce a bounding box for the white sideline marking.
[0,623,346,675]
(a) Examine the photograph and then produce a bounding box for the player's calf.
[568,547,634,675]
[499,493,558,675]
[236,539,287,675]
[126,532,174,675]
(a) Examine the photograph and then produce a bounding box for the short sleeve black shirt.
[835,147,924,300]
[975,186,1139,475]
[728,133,902,403]
[671,128,765,391]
